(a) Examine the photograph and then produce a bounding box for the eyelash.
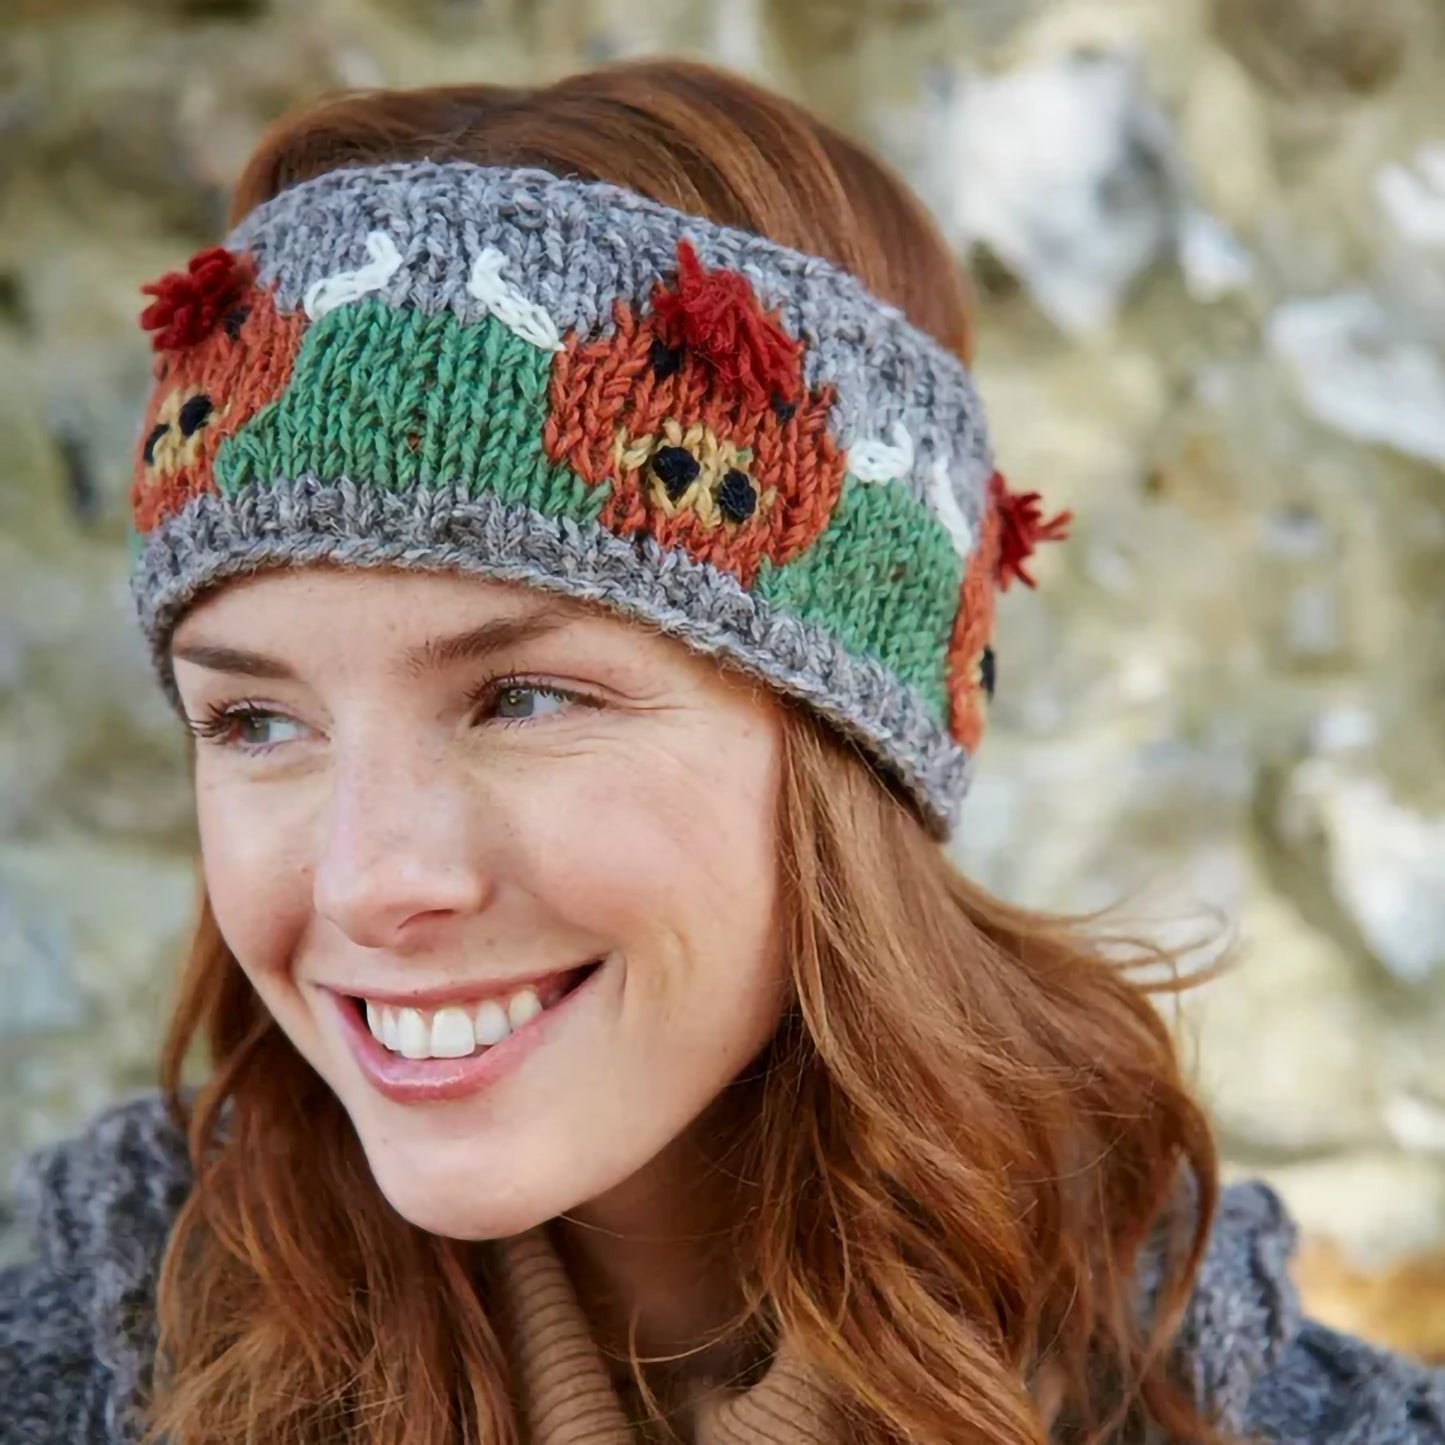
[185,698,275,751]
[184,675,588,756]
[463,672,585,724]
[184,699,289,757]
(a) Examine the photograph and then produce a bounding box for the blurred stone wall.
[2,0,1442,1358]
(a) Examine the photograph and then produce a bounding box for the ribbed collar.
[491,1225,841,1444]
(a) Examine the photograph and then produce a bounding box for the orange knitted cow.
[543,241,847,588]
[946,473,1071,751]
[131,247,305,533]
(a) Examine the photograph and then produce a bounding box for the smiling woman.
[171,568,787,1231]
[3,56,1443,1445]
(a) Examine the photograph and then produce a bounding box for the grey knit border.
[225,161,995,537]
[134,480,969,835]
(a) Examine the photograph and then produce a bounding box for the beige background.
[1,0,1442,1357]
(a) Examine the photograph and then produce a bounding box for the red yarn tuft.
[652,240,803,407]
[139,247,252,352]
[992,472,1071,591]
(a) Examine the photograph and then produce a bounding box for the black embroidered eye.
[979,645,996,700]
[717,468,757,522]
[770,394,796,423]
[648,337,683,380]
[650,445,699,499]
[141,423,169,466]
[177,394,213,438]
[223,306,250,340]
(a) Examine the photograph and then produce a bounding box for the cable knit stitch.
[2,1094,1443,1443]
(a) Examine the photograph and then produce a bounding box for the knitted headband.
[127,161,1068,836]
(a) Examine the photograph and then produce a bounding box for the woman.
[2,59,1440,1445]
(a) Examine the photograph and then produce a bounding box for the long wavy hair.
[145,61,1226,1445]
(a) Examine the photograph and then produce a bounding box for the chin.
[357,1134,555,1241]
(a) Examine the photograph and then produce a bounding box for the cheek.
[506,717,784,1019]
[195,770,312,982]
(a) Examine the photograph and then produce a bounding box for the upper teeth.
[364,988,546,1060]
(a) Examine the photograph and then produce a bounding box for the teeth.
[508,987,542,1028]
[473,999,511,1047]
[429,1006,475,1058]
[397,1007,430,1059]
[360,982,562,1060]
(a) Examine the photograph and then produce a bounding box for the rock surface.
[1,0,1442,1360]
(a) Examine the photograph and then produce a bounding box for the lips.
[327,960,605,1104]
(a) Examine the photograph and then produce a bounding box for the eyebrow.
[170,601,579,682]
[400,605,576,678]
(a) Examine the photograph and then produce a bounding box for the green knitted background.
[754,475,961,719]
[214,299,603,519]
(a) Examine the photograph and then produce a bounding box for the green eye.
[187,704,306,754]
[492,685,570,721]
[235,711,303,746]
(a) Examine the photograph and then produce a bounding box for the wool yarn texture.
[128,162,1069,836]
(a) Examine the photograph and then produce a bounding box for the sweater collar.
[492,1224,840,1443]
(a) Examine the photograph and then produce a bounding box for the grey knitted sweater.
[1,1094,1441,1443]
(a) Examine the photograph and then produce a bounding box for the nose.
[312,744,494,951]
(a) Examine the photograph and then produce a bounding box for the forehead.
[168,563,722,689]
[174,567,614,658]
[176,565,576,630]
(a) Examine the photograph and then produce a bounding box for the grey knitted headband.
[128,160,1068,835]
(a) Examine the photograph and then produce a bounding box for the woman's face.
[171,568,787,1239]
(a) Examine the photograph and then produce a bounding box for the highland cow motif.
[542,242,847,588]
[946,482,1003,753]
[131,249,306,533]
[945,472,1071,749]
